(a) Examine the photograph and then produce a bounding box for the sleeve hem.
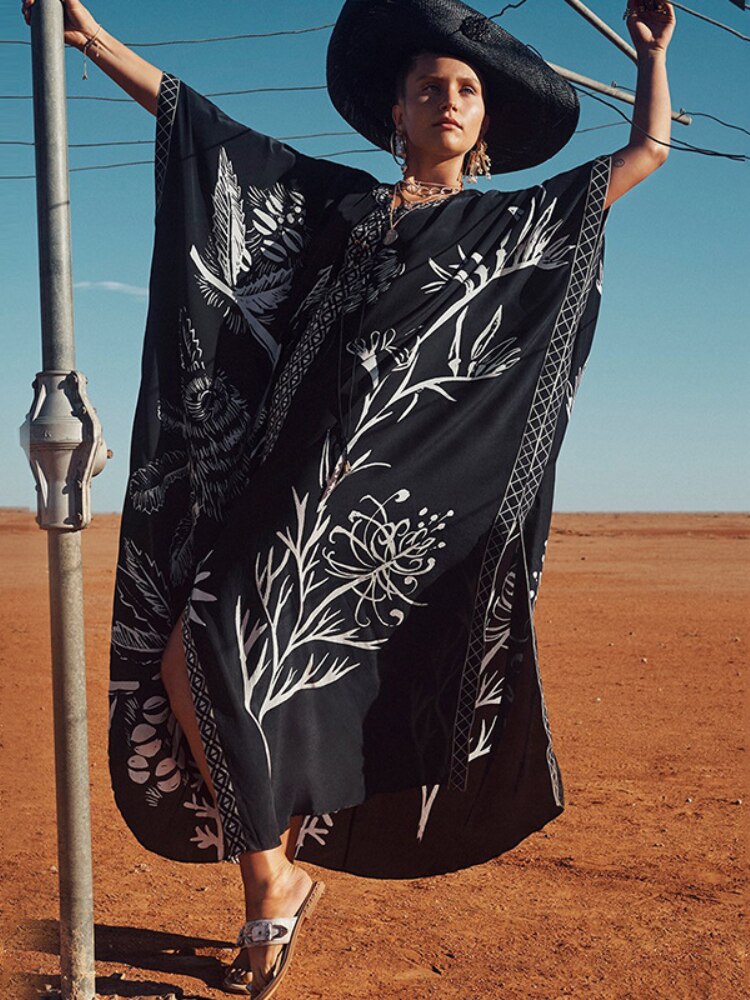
[154,72,181,217]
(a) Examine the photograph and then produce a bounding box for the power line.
[576,121,626,134]
[2,0,747,50]
[1,92,745,170]
[0,130,357,149]
[2,1,531,49]
[685,111,750,138]
[0,147,379,180]
[0,0,528,51]
[0,85,328,101]
[106,24,337,46]
[3,82,748,146]
[1,23,337,47]
[670,2,750,42]
[610,80,750,138]
[1,2,744,163]
[488,0,532,17]
[576,89,749,161]
[0,119,645,180]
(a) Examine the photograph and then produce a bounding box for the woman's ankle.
[240,853,295,900]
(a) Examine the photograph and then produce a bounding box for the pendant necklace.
[382,178,463,246]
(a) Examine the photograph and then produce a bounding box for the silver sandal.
[229,880,326,998]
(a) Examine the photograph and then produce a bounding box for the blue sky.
[2,0,748,512]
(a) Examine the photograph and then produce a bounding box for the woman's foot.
[242,863,314,995]
[222,946,253,993]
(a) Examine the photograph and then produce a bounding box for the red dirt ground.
[1,510,746,1000]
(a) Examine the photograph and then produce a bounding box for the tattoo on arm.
[613,157,625,167]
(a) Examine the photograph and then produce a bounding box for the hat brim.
[326,0,580,173]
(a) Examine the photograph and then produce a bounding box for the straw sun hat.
[326,0,580,173]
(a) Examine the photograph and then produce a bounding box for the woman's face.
[391,53,489,164]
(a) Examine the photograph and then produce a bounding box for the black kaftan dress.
[108,72,612,878]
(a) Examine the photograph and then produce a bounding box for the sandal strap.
[237,916,298,947]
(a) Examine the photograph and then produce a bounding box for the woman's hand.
[624,1,676,56]
[21,0,100,51]
[22,0,162,114]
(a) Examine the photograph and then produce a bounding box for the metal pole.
[30,1,96,997]
[562,0,639,64]
[547,62,692,125]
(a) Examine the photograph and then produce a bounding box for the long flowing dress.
[108,72,612,878]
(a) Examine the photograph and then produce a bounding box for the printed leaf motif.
[189,149,308,364]
[295,813,334,851]
[212,146,248,288]
[184,792,225,859]
[112,539,172,666]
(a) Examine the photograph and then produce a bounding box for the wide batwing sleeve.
[152,71,377,363]
[125,73,378,611]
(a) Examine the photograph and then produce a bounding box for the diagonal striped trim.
[521,527,563,807]
[181,607,253,861]
[447,155,612,792]
[155,72,180,215]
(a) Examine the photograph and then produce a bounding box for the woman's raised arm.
[22,0,163,115]
[604,1,676,209]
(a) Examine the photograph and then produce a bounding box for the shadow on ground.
[21,919,238,999]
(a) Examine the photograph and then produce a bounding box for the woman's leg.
[160,613,218,800]
[160,615,312,992]
[160,613,305,860]
[238,845,314,994]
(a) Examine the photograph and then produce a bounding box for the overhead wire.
[611,80,750,138]
[1,86,329,101]
[0,118,640,181]
[0,130,357,149]
[576,88,749,161]
[669,2,750,42]
[1,22,338,47]
[0,148,376,180]
[0,0,530,49]
[2,0,747,48]
[1,0,746,173]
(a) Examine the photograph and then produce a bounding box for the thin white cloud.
[74,280,148,299]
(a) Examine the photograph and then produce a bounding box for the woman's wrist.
[69,18,103,52]
[636,45,668,64]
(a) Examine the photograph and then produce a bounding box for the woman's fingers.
[21,0,98,48]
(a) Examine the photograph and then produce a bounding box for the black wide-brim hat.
[326,0,580,173]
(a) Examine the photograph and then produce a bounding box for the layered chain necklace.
[382,176,464,246]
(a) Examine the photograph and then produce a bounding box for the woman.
[23,1,675,996]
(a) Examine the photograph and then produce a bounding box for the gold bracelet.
[81,22,103,80]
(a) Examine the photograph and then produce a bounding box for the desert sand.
[0,509,746,999]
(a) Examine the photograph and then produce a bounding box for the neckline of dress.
[371,183,471,212]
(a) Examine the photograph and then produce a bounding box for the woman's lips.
[436,121,462,130]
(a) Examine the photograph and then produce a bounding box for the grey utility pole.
[19,1,111,998]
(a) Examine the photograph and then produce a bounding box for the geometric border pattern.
[181,606,253,861]
[447,155,612,791]
[155,72,180,216]
[522,528,564,807]
[260,189,399,461]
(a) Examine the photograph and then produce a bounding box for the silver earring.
[390,129,408,176]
